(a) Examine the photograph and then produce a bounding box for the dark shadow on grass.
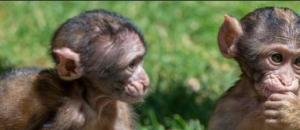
[0,56,15,73]
[135,80,215,129]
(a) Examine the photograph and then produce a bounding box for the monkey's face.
[85,32,150,103]
[249,45,300,98]
[217,7,300,98]
[53,32,150,103]
[235,8,300,98]
[101,64,150,103]
[89,56,150,103]
[51,10,150,103]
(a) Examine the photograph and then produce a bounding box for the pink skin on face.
[256,74,299,98]
[123,65,150,102]
[264,74,298,91]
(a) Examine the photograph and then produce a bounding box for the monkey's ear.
[218,15,243,58]
[53,48,83,80]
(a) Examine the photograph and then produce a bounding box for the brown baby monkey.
[0,9,149,130]
[208,7,300,130]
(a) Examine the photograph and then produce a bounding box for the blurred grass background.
[0,1,300,130]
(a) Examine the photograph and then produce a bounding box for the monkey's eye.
[128,58,140,70]
[129,61,137,69]
[270,53,283,64]
[294,57,300,67]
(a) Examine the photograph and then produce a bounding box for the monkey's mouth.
[255,83,298,98]
[267,80,297,91]
[254,83,282,98]
[121,82,148,103]
[255,74,299,97]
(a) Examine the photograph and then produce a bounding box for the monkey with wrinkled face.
[209,7,300,130]
[44,9,150,130]
[51,9,149,103]
[0,9,149,130]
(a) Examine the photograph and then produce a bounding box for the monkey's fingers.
[265,119,279,123]
[265,119,281,128]
[280,91,297,99]
[264,110,282,119]
[264,101,285,109]
[268,93,294,101]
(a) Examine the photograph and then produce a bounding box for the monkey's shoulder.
[215,80,260,112]
[209,83,262,130]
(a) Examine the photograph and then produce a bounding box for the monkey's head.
[218,7,300,98]
[51,10,150,103]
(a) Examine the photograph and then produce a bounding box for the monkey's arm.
[208,83,260,130]
[39,100,85,130]
[208,97,244,130]
[39,86,86,130]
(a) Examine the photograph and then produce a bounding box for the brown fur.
[0,68,63,130]
[0,9,148,130]
[40,9,148,130]
[209,76,284,130]
[209,7,300,130]
[274,8,296,25]
[0,68,135,130]
[40,82,134,130]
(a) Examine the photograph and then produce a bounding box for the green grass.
[1,1,300,130]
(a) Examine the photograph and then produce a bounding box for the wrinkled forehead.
[107,31,145,56]
[122,31,145,53]
[92,30,145,68]
[94,28,145,50]
[241,8,300,50]
[119,33,145,66]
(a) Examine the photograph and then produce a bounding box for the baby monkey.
[0,9,149,130]
[209,7,300,130]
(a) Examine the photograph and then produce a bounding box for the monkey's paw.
[264,92,300,129]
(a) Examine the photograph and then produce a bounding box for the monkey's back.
[0,68,63,130]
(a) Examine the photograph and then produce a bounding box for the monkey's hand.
[264,92,300,129]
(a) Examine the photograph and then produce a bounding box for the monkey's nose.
[278,76,293,87]
[142,76,150,91]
